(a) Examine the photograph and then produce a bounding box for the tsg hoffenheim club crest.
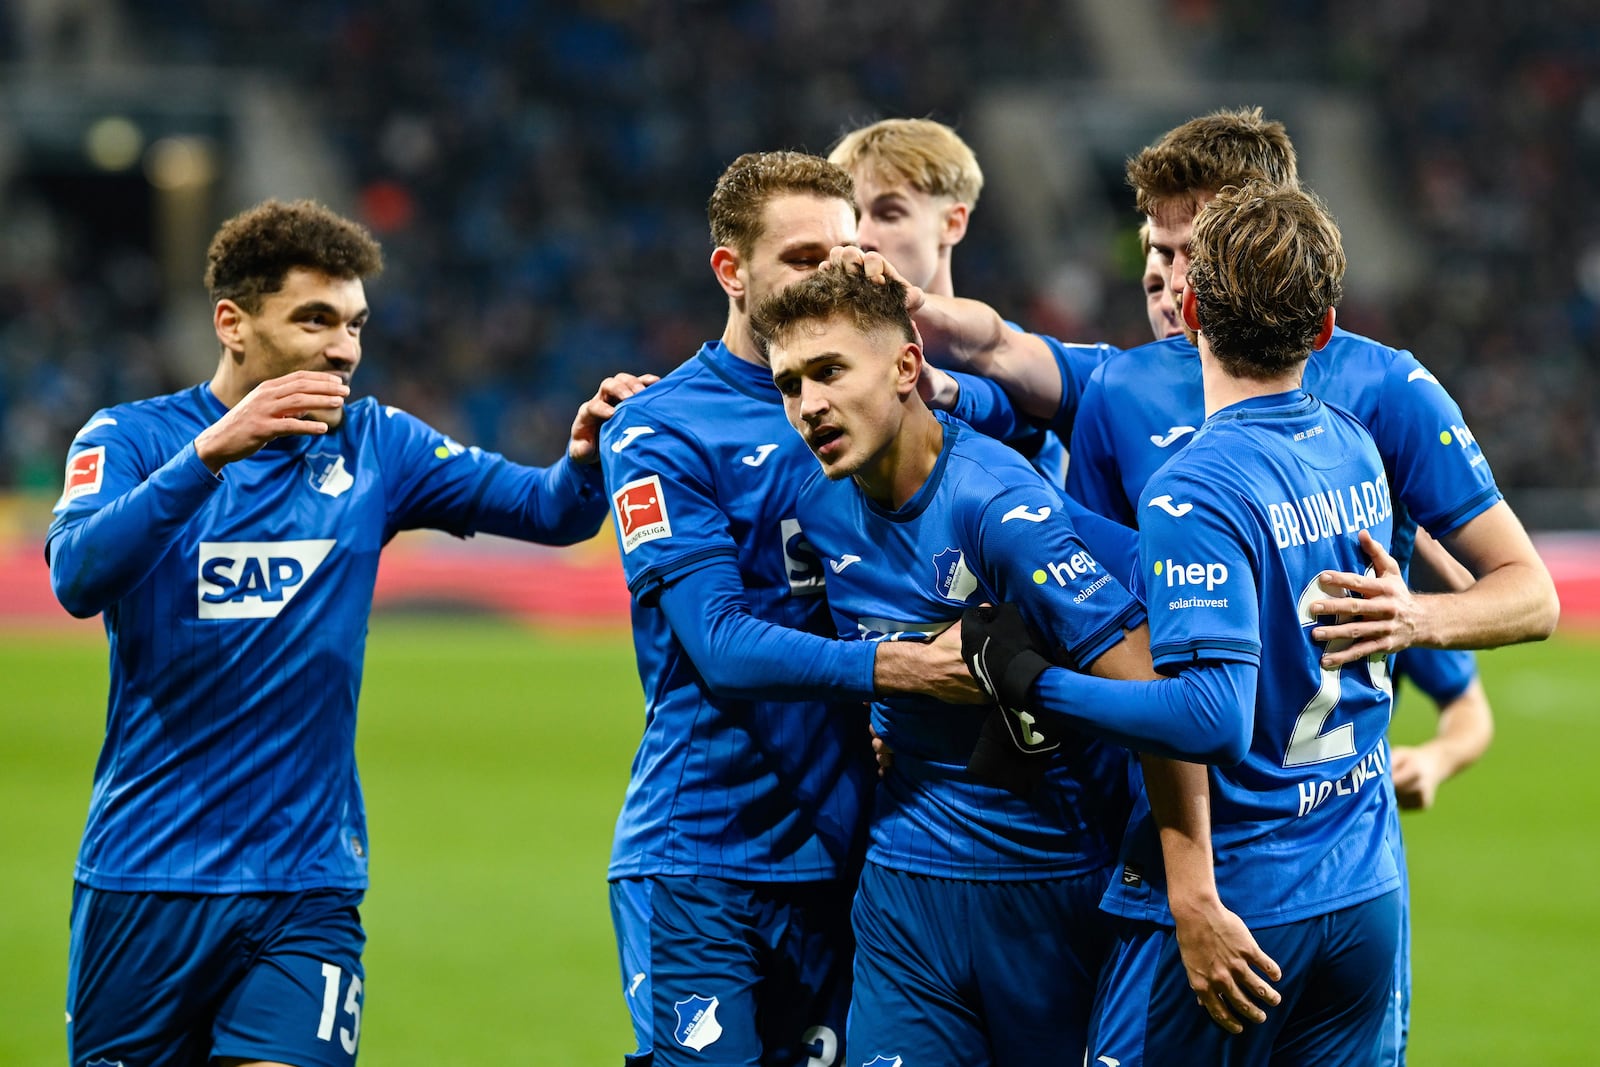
[932,548,978,602]
[305,452,354,498]
[673,994,723,1051]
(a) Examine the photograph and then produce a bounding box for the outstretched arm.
[1310,510,1559,666]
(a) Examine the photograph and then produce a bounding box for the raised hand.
[194,371,349,473]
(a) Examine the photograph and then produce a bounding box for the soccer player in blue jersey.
[828,118,1090,483]
[755,265,1180,1066]
[966,181,1407,1065]
[47,199,653,1067]
[1129,178,1496,1064]
[599,152,977,1067]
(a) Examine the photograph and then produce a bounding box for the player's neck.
[209,359,252,409]
[925,260,956,300]
[853,403,943,510]
[721,311,767,367]
[1199,342,1303,416]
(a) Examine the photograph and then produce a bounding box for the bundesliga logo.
[613,475,672,553]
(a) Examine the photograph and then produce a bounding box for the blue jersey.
[601,341,876,883]
[46,385,607,893]
[795,413,1145,881]
[1102,391,1401,927]
[1065,330,1501,566]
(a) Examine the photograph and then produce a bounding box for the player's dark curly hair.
[1187,181,1345,379]
[708,152,856,258]
[1126,106,1299,218]
[204,199,384,312]
[749,266,914,354]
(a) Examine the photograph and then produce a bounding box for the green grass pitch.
[2,617,1594,1064]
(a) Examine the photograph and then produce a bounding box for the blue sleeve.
[657,556,878,701]
[463,455,609,545]
[1060,495,1139,591]
[944,369,1032,441]
[969,481,1145,670]
[377,407,608,543]
[1138,468,1262,670]
[1064,365,1137,527]
[1370,356,1502,538]
[1028,657,1255,764]
[1393,647,1477,707]
[1042,337,1117,442]
[46,423,222,618]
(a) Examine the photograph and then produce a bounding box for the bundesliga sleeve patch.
[614,474,672,553]
[59,445,106,505]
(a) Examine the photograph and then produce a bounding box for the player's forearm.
[1424,678,1494,782]
[47,443,220,617]
[1028,660,1254,764]
[475,454,610,545]
[659,566,878,701]
[914,296,1061,418]
[1141,754,1224,914]
[1412,561,1559,649]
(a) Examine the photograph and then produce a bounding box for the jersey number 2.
[1284,571,1391,768]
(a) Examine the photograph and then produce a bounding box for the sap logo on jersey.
[673,995,724,1051]
[614,475,671,553]
[1155,559,1229,591]
[197,540,335,619]
[782,518,825,596]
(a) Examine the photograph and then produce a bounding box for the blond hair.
[828,118,983,207]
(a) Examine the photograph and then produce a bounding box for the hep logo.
[197,540,334,619]
[613,475,672,553]
[1440,423,1476,449]
[1031,552,1100,587]
[1154,559,1230,591]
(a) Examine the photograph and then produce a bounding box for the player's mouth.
[808,425,846,460]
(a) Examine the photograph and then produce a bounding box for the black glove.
[961,603,1052,712]
[961,604,1058,796]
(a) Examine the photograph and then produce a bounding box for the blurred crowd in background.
[1,0,1596,518]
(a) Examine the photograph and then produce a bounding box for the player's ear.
[710,246,744,301]
[1181,287,1202,334]
[941,201,970,248]
[897,341,923,398]
[1312,307,1335,351]
[214,299,247,357]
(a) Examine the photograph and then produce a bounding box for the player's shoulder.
[72,384,210,444]
[945,420,1057,504]
[1093,336,1195,388]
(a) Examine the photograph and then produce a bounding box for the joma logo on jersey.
[1031,552,1099,587]
[197,540,335,619]
[1154,559,1230,591]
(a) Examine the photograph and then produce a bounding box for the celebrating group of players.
[47,106,1557,1067]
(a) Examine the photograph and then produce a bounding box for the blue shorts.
[67,885,366,1067]
[1380,809,1412,1067]
[610,875,854,1067]
[1090,890,1402,1067]
[847,862,1112,1067]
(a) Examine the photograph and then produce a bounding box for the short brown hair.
[1187,181,1345,379]
[1126,107,1299,219]
[751,268,914,354]
[707,152,856,258]
[828,118,984,207]
[205,199,383,312]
